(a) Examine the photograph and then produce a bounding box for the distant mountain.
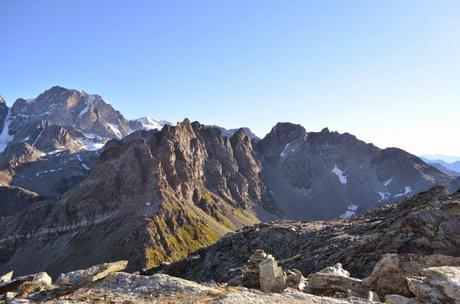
[0,119,453,278]
[421,157,460,175]
[128,116,171,131]
[421,154,460,163]
[212,126,259,140]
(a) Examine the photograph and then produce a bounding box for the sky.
[1,0,460,157]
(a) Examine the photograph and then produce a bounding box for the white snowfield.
[331,165,347,184]
[135,116,165,130]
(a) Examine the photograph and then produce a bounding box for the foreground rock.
[363,253,460,297]
[0,263,375,303]
[2,252,459,303]
[406,266,460,304]
[56,260,128,286]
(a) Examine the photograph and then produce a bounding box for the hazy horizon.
[1,1,459,156]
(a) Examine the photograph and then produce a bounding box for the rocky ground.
[145,186,460,281]
[0,251,459,303]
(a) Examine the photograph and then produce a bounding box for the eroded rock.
[56,260,128,287]
[406,266,460,304]
[259,254,286,292]
[363,254,460,297]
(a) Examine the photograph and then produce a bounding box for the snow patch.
[377,191,391,202]
[383,178,393,187]
[280,142,296,158]
[40,148,67,157]
[331,165,347,184]
[394,186,412,198]
[76,154,90,170]
[35,168,63,176]
[107,123,122,138]
[340,203,358,219]
[0,109,14,153]
[77,137,105,151]
[135,116,164,130]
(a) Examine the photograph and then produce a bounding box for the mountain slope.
[0,86,134,203]
[147,186,460,282]
[256,123,450,219]
[0,120,270,277]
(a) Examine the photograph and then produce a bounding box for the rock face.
[363,253,460,297]
[406,266,460,303]
[0,120,270,277]
[0,186,44,217]
[149,186,460,283]
[0,86,128,203]
[257,123,451,220]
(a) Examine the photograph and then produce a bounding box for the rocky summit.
[0,86,459,304]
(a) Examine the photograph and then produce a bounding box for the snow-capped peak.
[135,116,167,130]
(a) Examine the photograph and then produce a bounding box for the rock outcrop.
[0,119,272,277]
[4,253,458,303]
[148,186,460,283]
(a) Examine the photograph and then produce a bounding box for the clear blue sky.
[1,0,459,156]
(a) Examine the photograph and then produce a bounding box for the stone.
[0,272,52,299]
[406,266,460,304]
[406,276,445,304]
[420,266,460,300]
[316,263,350,277]
[0,271,13,283]
[305,264,367,297]
[258,254,286,292]
[367,291,380,302]
[56,260,128,287]
[384,294,419,304]
[363,253,460,298]
[285,269,304,289]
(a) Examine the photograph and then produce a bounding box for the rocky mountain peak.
[8,86,129,140]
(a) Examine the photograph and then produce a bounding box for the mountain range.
[0,86,457,278]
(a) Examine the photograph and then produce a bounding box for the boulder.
[56,260,128,287]
[384,294,420,304]
[0,271,13,283]
[285,269,304,289]
[305,263,367,297]
[258,254,286,292]
[406,266,460,304]
[0,272,52,299]
[316,263,350,277]
[363,253,460,297]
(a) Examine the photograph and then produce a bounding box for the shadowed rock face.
[255,123,451,220]
[0,186,44,217]
[147,186,460,283]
